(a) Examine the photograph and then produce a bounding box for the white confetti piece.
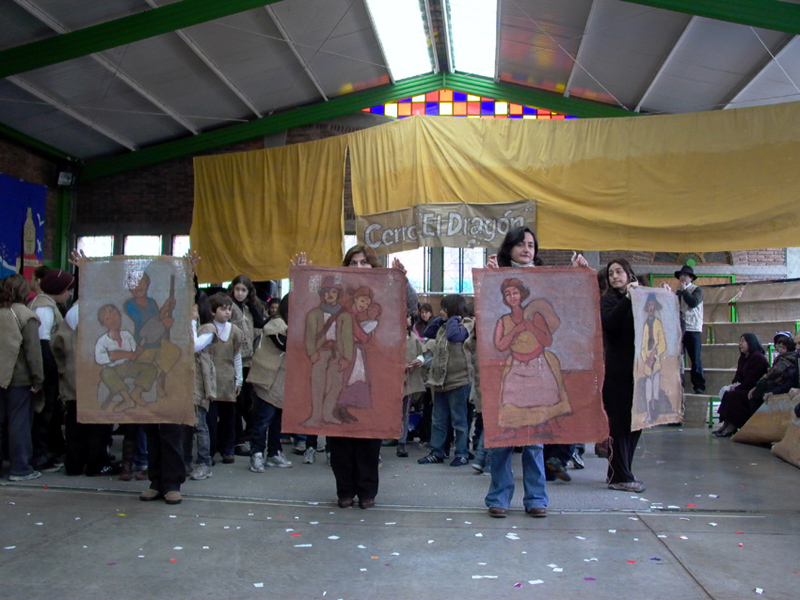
[528,580,544,585]
[308,502,319,505]
[755,588,764,595]
[173,546,183,550]
[138,555,145,558]
[633,538,639,541]
[360,568,367,572]
[472,575,498,579]
[427,540,434,544]
[679,517,690,521]
[202,546,209,550]
[199,523,206,527]
[668,505,680,509]
[223,526,230,530]
[286,528,294,532]
[309,521,319,525]
[584,558,599,562]
[708,523,718,527]
[547,563,558,568]
[248,513,254,516]
[328,536,340,540]
[575,536,586,540]
[709,494,719,498]
[4,546,16,550]
[658,535,667,539]
[82,546,88,549]
[505,533,519,540]
[446,518,452,521]
[628,517,639,521]
[478,562,487,566]
[75,517,81,520]
[385,522,396,525]
[294,544,312,548]
[464,521,472,525]
[608,529,617,534]
[679,535,688,540]
[254,583,264,588]
[236,527,241,530]
[475,533,483,537]
[553,567,564,573]
[694,494,702,498]
[169,515,176,519]
[391,553,399,556]
[34,522,43,526]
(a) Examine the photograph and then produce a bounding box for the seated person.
[716,332,796,437]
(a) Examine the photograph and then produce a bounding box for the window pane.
[443,247,462,293]
[77,235,114,257]
[387,247,428,294]
[443,247,486,293]
[172,235,191,257]
[343,235,358,256]
[124,235,161,256]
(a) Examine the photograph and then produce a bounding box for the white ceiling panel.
[566,0,690,109]
[638,19,793,114]
[498,0,592,93]
[0,0,57,50]
[727,36,800,109]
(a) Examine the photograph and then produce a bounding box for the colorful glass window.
[362,89,575,120]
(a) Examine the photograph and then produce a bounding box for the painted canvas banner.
[283,266,407,439]
[630,286,683,430]
[356,200,536,254]
[0,173,45,279]
[473,267,608,448]
[76,256,196,425]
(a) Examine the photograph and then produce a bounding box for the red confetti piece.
[43,485,49,489]
[291,533,301,537]
[170,558,177,562]
[627,560,636,564]
[686,504,697,508]
[736,531,744,534]
[738,544,744,548]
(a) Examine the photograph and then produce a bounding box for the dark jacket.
[731,351,769,393]
[600,289,635,432]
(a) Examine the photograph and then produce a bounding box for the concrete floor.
[1,428,798,599]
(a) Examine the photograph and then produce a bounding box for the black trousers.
[64,400,111,475]
[143,424,185,494]
[607,429,642,484]
[328,437,382,501]
[683,331,705,392]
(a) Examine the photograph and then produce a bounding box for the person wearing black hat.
[664,265,705,394]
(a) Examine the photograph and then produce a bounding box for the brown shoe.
[337,497,354,508]
[358,498,375,509]
[139,489,162,502]
[488,507,507,518]
[164,491,182,505]
[527,507,547,518]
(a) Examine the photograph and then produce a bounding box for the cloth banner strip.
[473,267,608,447]
[193,103,800,281]
[282,266,407,440]
[76,257,196,425]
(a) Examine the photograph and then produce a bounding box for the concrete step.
[699,343,742,370]
[683,367,735,394]
[705,321,798,344]
[683,393,717,429]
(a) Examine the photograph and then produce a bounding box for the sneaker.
[396,444,408,458]
[607,481,646,493]
[545,457,572,482]
[139,488,162,501]
[418,440,432,449]
[450,457,469,467]
[9,471,41,482]
[190,464,213,480]
[303,448,316,464]
[471,462,485,473]
[571,451,586,469]
[233,443,250,456]
[164,490,182,505]
[293,440,306,454]
[35,459,62,473]
[250,452,266,473]
[221,455,235,464]
[266,451,293,468]
[417,453,444,464]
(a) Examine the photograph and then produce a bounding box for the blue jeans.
[250,398,278,455]
[485,445,548,511]
[0,386,35,477]
[430,385,470,460]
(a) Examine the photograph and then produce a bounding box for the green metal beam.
[0,0,283,79]
[80,73,633,182]
[0,122,75,161]
[622,0,800,35]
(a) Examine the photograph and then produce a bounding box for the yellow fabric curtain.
[348,105,800,252]
[191,136,347,283]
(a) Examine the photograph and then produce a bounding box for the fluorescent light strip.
[447,0,497,79]
[365,0,434,81]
